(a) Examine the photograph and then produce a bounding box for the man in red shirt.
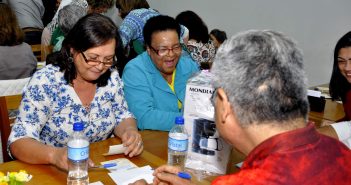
[132,30,351,185]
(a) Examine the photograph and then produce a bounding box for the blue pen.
[178,172,191,179]
[92,163,117,169]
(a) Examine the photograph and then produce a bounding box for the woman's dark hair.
[210,29,227,43]
[48,13,127,86]
[0,3,24,46]
[329,31,351,101]
[175,10,209,43]
[115,0,149,19]
[143,15,180,47]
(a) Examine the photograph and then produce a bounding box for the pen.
[91,163,117,169]
[177,172,191,179]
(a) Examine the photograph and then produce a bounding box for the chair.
[41,44,53,62]
[0,78,30,163]
[31,44,42,61]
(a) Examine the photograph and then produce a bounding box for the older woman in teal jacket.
[122,15,199,131]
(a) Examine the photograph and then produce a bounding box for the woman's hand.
[50,147,95,171]
[153,165,194,185]
[121,127,143,157]
[50,147,69,171]
[114,118,143,157]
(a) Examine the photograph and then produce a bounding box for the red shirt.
[341,90,351,121]
[212,124,351,185]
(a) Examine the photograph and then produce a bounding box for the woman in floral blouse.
[8,13,143,171]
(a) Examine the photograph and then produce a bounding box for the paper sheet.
[102,144,127,156]
[108,165,154,185]
[89,181,104,185]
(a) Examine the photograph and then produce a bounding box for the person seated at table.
[122,15,199,131]
[0,3,37,80]
[132,30,351,185]
[330,31,351,121]
[8,13,143,171]
[316,32,351,148]
[175,10,216,69]
[209,29,227,50]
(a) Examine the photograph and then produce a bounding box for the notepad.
[108,165,154,185]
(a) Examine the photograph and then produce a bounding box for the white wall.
[148,0,351,86]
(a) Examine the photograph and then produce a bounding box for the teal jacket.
[122,52,199,131]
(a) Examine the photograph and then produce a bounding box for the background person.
[50,4,87,52]
[122,15,199,131]
[0,3,37,80]
[8,14,142,171]
[175,10,215,69]
[317,31,351,149]
[116,0,189,63]
[132,30,351,185]
[9,0,45,45]
[209,29,227,50]
[41,0,114,58]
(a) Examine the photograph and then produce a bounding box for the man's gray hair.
[58,4,87,36]
[211,30,309,127]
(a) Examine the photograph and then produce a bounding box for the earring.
[68,56,73,63]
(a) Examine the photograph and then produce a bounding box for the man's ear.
[216,88,232,124]
[146,46,151,55]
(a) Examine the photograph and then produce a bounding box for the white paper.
[307,90,321,97]
[108,165,154,185]
[89,181,104,185]
[102,144,127,156]
[100,158,137,172]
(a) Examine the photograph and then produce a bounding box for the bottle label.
[168,137,188,152]
[68,146,89,161]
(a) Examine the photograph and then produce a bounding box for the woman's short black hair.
[48,13,127,86]
[175,10,209,43]
[329,31,351,101]
[143,15,180,47]
[210,29,227,43]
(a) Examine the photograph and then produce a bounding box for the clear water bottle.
[67,122,89,185]
[168,116,188,170]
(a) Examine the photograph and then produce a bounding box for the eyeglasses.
[149,44,182,56]
[81,52,115,67]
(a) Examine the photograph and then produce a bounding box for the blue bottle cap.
[175,116,184,125]
[73,122,84,131]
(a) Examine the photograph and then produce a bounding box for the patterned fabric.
[186,39,216,65]
[119,8,189,49]
[119,8,160,47]
[212,124,351,185]
[8,65,133,150]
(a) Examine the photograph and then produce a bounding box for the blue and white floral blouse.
[8,64,134,149]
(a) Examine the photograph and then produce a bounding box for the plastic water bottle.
[168,116,188,170]
[67,122,89,185]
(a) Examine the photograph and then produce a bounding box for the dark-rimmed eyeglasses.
[81,52,115,67]
[149,44,182,57]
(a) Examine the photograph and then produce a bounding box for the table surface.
[0,99,344,184]
[0,131,217,185]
